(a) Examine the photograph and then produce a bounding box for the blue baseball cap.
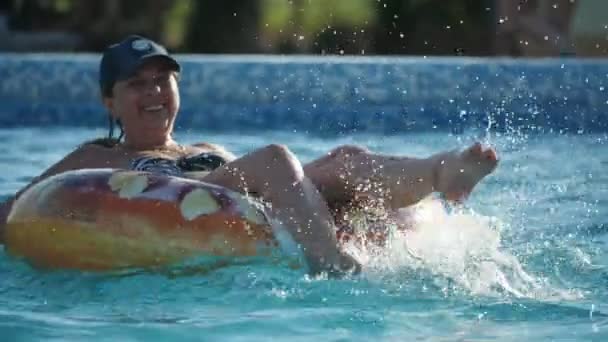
[99,35,181,96]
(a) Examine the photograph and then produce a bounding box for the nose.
[144,82,162,96]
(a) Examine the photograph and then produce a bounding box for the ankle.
[429,152,450,193]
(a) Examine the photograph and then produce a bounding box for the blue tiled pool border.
[1,54,606,134]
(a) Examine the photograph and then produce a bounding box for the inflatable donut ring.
[4,169,302,271]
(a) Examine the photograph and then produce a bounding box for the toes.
[435,143,498,200]
[466,142,483,157]
[483,148,498,163]
[466,143,499,165]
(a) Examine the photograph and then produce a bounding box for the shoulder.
[38,141,125,178]
[15,141,126,199]
[191,142,225,151]
[70,142,116,160]
[82,137,121,149]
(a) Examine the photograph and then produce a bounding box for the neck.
[123,136,177,151]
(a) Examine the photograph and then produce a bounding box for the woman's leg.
[201,144,358,275]
[304,143,499,210]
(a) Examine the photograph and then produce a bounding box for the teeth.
[144,105,164,112]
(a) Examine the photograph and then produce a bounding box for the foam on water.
[344,198,583,301]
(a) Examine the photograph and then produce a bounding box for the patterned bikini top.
[130,152,227,177]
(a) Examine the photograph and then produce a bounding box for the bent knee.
[260,144,304,176]
[263,144,296,162]
[330,145,370,158]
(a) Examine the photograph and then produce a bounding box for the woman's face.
[103,58,180,148]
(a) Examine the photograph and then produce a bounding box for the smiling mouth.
[143,104,165,112]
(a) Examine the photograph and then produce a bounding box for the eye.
[127,79,147,90]
[156,73,173,87]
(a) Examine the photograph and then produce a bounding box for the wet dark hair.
[108,116,125,142]
[84,95,123,148]
[97,85,124,147]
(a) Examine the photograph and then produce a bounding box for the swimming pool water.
[0,127,606,341]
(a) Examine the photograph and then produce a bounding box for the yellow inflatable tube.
[5,169,300,271]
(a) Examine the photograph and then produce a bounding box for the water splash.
[343,198,582,300]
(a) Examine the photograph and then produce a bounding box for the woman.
[0,35,498,275]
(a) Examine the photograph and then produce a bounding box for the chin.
[142,120,171,132]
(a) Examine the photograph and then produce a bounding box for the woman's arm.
[0,144,117,243]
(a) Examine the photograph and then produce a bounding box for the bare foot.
[433,143,498,202]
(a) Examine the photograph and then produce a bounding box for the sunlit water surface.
[0,127,606,341]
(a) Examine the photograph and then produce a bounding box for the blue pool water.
[0,55,607,340]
